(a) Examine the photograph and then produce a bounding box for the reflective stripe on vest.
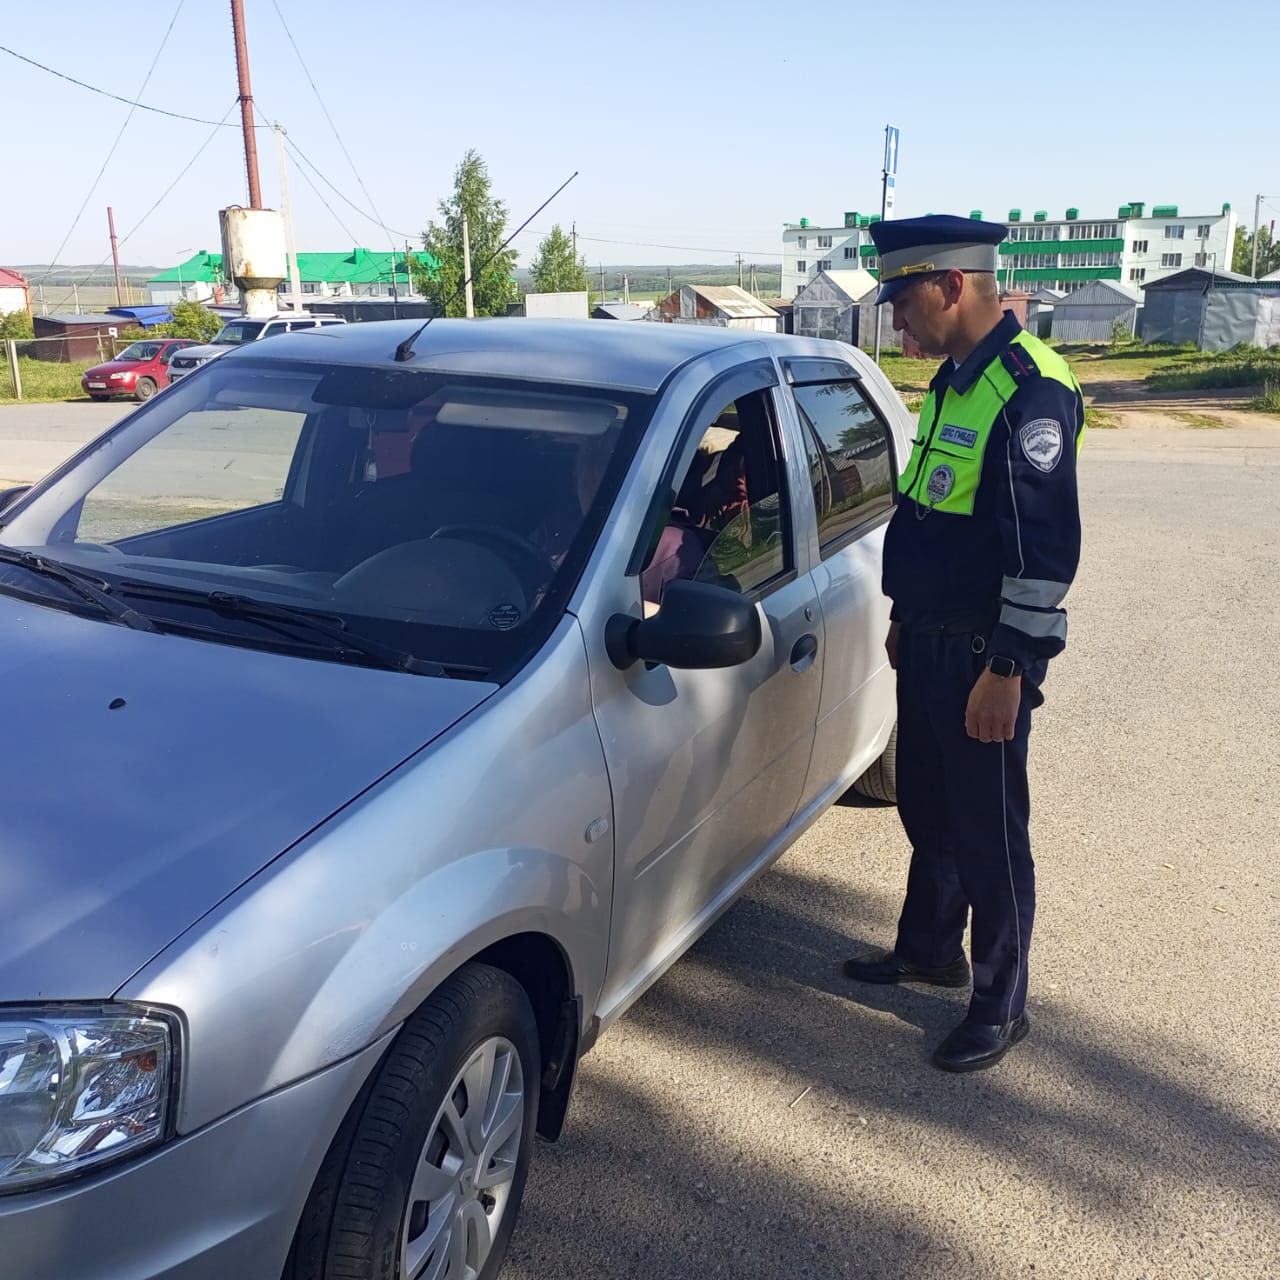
[898,330,1083,517]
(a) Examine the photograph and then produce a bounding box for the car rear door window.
[791,379,896,553]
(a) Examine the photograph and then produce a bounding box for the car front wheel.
[288,963,541,1280]
[134,376,157,401]
[851,721,897,803]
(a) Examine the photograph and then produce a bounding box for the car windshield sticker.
[489,603,522,631]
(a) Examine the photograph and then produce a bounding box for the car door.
[778,356,902,813]
[579,357,823,1020]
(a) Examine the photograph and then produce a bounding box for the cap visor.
[874,277,910,305]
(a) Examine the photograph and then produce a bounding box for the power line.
[0,41,241,128]
[513,226,781,260]
[282,139,360,245]
[269,0,394,251]
[48,102,239,312]
[283,133,416,239]
[35,1,187,284]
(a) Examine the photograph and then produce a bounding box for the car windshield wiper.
[115,580,462,677]
[0,547,157,631]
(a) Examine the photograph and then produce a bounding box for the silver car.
[167,313,346,380]
[0,319,907,1279]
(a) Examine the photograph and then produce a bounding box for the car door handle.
[790,632,819,672]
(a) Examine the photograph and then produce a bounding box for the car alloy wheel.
[401,1036,525,1280]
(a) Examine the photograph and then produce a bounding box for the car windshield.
[0,357,651,679]
[214,321,264,345]
[116,341,163,362]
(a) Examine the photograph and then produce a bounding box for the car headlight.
[0,1005,177,1193]
[107,372,126,380]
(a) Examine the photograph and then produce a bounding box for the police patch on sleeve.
[1019,419,1064,473]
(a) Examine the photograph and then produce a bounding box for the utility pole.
[572,221,577,259]
[874,124,901,365]
[462,212,475,317]
[599,263,606,299]
[1250,194,1275,278]
[107,206,124,307]
[273,125,304,311]
[404,241,415,298]
[737,253,744,289]
[230,0,263,209]
[666,266,672,296]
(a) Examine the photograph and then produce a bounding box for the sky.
[2,0,1277,278]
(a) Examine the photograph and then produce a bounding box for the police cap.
[869,214,1008,304]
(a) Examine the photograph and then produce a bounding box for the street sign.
[884,126,900,177]
[884,175,896,217]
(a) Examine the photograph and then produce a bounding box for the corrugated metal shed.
[1050,280,1140,343]
[1140,270,1280,348]
[655,285,779,331]
[689,286,778,319]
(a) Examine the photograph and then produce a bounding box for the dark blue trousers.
[892,627,1046,1024]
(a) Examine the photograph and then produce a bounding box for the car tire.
[286,963,541,1280]
[134,377,157,402]
[851,722,897,804]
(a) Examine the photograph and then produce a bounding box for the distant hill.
[10,264,163,286]
[517,262,782,298]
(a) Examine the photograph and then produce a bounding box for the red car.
[81,338,197,402]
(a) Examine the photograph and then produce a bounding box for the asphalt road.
[1,404,1276,1277]
[504,424,1280,1280]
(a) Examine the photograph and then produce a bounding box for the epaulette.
[999,346,1040,383]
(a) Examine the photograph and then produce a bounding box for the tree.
[411,150,517,317]
[0,310,34,340]
[528,225,591,295]
[162,300,223,341]
[1232,225,1280,277]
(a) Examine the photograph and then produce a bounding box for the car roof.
[221,318,803,393]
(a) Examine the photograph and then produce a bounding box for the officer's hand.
[965,669,1021,743]
[885,621,902,670]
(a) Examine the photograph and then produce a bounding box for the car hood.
[84,359,145,377]
[175,343,234,360]
[0,593,496,1001]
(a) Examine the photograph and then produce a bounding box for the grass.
[0,357,95,404]
[1085,407,1121,430]
[1146,347,1280,392]
[1250,381,1280,412]
[1169,411,1226,429]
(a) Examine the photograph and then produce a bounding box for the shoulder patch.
[1019,419,1064,472]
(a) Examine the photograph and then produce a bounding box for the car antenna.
[394,170,579,363]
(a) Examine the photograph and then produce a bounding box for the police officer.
[843,214,1084,1072]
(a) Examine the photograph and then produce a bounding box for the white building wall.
[782,224,875,299]
[0,286,28,315]
[1122,210,1237,288]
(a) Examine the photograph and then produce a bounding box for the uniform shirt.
[882,311,1084,669]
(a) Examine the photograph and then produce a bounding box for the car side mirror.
[0,485,30,516]
[605,579,762,671]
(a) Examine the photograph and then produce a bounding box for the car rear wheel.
[287,963,540,1280]
[851,722,897,803]
[134,376,157,401]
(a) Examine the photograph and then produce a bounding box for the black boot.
[931,1013,1030,1072]
[842,949,971,989]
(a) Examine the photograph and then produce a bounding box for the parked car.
[80,337,197,401]
[0,319,906,1279]
[167,312,346,381]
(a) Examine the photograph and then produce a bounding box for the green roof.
[148,247,437,286]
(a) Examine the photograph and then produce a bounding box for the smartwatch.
[987,655,1021,679]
